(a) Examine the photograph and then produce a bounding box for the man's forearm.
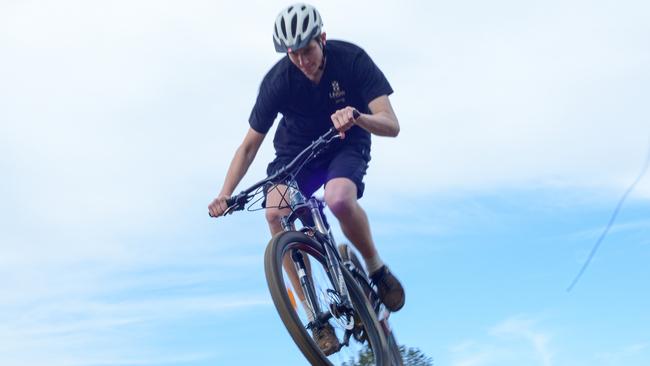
[354,111,400,137]
[219,145,256,197]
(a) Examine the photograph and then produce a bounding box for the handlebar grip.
[225,196,236,207]
[352,109,360,120]
[224,193,248,215]
[223,196,240,216]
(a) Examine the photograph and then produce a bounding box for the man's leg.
[265,185,303,299]
[324,178,378,260]
[324,177,405,312]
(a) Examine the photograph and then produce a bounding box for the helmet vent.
[290,14,298,37]
[280,17,287,39]
[302,16,309,32]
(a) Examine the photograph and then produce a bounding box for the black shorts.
[265,144,371,204]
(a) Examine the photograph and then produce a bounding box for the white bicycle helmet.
[273,3,323,53]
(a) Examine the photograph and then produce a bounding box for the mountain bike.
[223,127,403,365]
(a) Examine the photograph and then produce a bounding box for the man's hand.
[208,194,230,218]
[330,106,359,139]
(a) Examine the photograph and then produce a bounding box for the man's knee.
[265,207,289,228]
[325,178,358,217]
[265,184,292,232]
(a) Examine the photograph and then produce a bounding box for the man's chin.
[301,68,318,79]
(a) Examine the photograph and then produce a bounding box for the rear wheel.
[265,231,390,366]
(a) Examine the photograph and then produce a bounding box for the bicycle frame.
[224,127,360,330]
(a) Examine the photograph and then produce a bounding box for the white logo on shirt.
[329,80,346,103]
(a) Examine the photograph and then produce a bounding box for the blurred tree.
[342,345,433,366]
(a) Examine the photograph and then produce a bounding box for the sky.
[1,0,649,365]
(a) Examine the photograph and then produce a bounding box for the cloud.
[566,218,650,243]
[0,270,271,366]
[490,317,553,366]
[3,0,650,206]
[362,0,650,194]
[450,315,554,366]
[595,342,650,365]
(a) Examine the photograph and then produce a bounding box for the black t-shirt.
[249,40,393,160]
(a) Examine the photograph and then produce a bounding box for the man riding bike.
[208,3,405,355]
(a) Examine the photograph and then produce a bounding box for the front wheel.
[338,244,404,366]
[265,231,390,366]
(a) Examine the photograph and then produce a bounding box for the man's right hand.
[208,195,230,218]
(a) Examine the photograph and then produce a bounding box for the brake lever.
[326,133,342,143]
[222,204,239,216]
[223,194,248,216]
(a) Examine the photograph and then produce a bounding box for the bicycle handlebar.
[222,126,346,215]
[222,110,361,215]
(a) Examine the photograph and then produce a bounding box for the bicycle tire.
[265,231,390,366]
[385,331,403,366]
[338,244,404,366]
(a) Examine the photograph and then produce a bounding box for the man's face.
[287,38,324,81]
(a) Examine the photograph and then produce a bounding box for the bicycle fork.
[307,198,353,310]
[287,244,353,331]
[281,192,355,331]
